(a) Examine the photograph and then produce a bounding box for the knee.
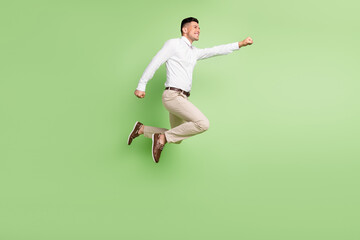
[197,118,210,132]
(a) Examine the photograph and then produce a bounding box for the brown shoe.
[152,133,165,163]
[127,121,143,145]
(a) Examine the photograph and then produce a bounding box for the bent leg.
[162,91,209,143]
[169,112,186,144]
[143,126,168,139]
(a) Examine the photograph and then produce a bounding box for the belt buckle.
[181,90,189,97]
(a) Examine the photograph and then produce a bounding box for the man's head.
[181,17,200,43]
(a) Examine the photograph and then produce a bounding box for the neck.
[183,35,193,44]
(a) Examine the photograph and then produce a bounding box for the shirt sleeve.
[136,39,176,91]
[195,42,239,61]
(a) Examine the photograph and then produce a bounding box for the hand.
[239,37,253,47]
[134,90,146,98]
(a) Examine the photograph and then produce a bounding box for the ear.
[182,27,187,34]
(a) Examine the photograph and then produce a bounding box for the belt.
[165,87,190,97]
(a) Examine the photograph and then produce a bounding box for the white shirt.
[137,36,240,92]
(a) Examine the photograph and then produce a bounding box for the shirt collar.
[181,36,193,48]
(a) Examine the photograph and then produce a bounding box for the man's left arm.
[196,37,253,60]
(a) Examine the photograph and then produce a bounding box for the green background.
[1,0,359,239]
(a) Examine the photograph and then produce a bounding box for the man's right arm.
[135,39,176,97]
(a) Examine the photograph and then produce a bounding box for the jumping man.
[128,17,254,163]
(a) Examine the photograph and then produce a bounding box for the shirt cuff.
[232,42,240,50]
[136,82,146,92]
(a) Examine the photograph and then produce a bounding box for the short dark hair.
[181,17,199,35]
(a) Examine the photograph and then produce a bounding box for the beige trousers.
[143,90,209,143]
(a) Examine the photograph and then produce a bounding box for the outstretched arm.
[196,36,254,60]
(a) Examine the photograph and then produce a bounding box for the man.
[128,17,253,163]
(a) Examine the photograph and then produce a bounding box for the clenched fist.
[134,90,146,98]
[239,37,253,47]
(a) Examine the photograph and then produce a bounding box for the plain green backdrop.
[1,0,359,239]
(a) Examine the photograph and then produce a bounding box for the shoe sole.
[127,121,139,145]
[151,134,157,163]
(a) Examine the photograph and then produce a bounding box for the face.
[183,21,200,42]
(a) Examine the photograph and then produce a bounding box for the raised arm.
[196,36,254,61]
[135,39,176,98]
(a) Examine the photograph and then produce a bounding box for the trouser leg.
[169,112,186,144]
[162,90,209,143]
[143,126,168,138]
[142,112,185,142]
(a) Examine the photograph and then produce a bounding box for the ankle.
[160,134,167,145]
[138,125,144,135]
